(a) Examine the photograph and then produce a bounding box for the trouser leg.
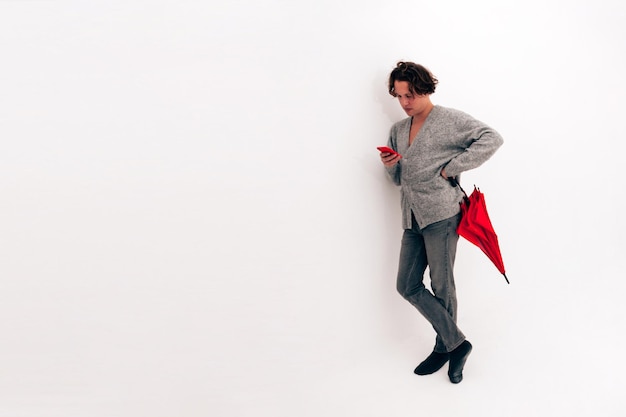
[423,213,464,352]
[396,214,465,353]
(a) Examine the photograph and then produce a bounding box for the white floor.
[2,247,621,417]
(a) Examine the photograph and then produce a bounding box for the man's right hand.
[380,151,402,167]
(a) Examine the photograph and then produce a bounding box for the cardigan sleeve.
[442,118,504,178]
[384,126,402,185]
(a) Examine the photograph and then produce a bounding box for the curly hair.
[388,62,438,97]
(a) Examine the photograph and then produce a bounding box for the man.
[380,61,503,383]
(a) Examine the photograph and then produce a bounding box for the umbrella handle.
[448,176,467,197]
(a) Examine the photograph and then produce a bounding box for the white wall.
[1,0,625,416]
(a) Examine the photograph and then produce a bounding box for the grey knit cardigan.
[385,105,504,229]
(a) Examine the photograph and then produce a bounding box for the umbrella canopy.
[457,185,509,284]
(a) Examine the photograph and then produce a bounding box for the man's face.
[393,81,430,117]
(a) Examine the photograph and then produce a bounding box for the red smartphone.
[377,146,401,157]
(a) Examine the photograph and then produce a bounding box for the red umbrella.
[454,183,509,284]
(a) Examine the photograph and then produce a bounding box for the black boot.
[414,351,450,375]
[447,340,472,384]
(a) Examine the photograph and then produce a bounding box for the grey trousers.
[396,213,465,353]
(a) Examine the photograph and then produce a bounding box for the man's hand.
[380,151,402,167]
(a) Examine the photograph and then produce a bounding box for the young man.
[380,62,503,383]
